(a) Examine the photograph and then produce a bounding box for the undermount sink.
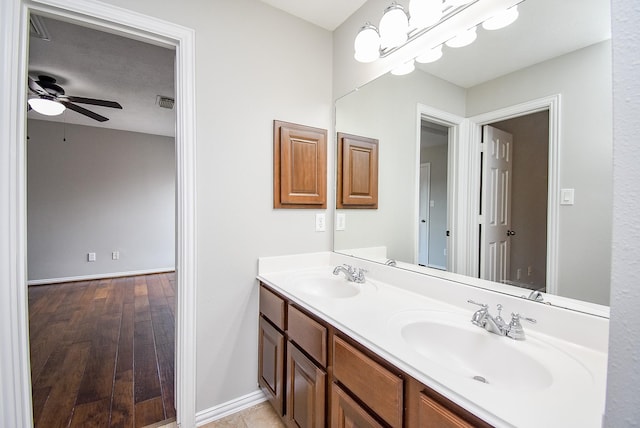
[389,311,593,392]
[292,274,361,298]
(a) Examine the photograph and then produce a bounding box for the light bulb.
[483,6,519,30]
[445,26,477,48]
[409,0,443,29]
[379,3,409,49]
[354,24,380,63]
[28,98,66,116]
[416,45,443,64]
[391,59,415,76]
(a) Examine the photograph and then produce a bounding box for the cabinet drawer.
[419,393,473,428]
[287,305,327,367]
[332,336,403,428]
[260,284,285,330]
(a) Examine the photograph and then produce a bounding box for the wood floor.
[29,273,176,428]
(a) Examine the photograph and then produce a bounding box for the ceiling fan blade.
[65,96,122,109]
[61,101,109,122]
[28,76,49,96]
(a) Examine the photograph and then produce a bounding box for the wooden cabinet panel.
[274,120,327,208]
[418,393,473,428]
[332,336,403,428]
[287,305,327,367]
[258,317,285,416]
[260,285,286,331]
[331,383,384,428]
[337,133,378,209]
[286,343,326,428]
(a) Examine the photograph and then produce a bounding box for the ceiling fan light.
[482,6,519,30]
[28,98,66,116]
[416,45,443,63]
[391,59,415,76]
[445,26,477,48]
[409,0,443,29]
[354,23,381,63]
[379,3,409,49]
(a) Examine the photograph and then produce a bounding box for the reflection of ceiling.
[28,16,175,137]
[265,0,611,88]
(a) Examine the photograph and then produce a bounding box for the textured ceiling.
[28,16,175,137]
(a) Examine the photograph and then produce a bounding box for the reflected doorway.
[418,120,449,270]
[479,110,549,292]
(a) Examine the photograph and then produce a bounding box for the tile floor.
[202,402,285,428]
[145,401,284,428]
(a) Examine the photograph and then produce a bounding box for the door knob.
[507,230,516,236]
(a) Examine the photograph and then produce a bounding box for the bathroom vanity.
[257,252,608,428]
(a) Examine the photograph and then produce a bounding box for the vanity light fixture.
[482,5,519,30]
[445,26,478,48]
[354,23,381,63]
[379,3,410,49]
[391,59,416,76]
[353,0,522,75]
[27,97,66,116]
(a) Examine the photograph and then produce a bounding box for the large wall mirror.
[334,0,612,313]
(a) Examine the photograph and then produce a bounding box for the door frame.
[467,94,561,294]
[0,1,197,427]
[414,104,466,273]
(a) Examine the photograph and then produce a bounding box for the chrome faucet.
[333,264,366,283]
[467,300,536,340]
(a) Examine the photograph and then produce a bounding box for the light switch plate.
[88,252,96,262]
[315,213,326,232]
[560,188,575,205]
[336,213,346,231]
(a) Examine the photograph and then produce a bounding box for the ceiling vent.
[30,15,51,41]
[156,95,175,110]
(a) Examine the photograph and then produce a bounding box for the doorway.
[0,1,197,427]
[475,105,555,294]
[418,120,449,270]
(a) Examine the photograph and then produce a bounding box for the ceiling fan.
[27,74,122,122]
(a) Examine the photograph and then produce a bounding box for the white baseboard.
[27,267,176,285]
[196,390,267,426]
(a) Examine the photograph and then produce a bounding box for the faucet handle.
[467,299,488,309]
[507,313,537,340]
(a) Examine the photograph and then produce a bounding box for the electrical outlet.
[315,213,326,232]
[88,252,96,262]
[517,268,522,280]
[336,213,346,231]
[527,266,533,276]
[112,251,120,260]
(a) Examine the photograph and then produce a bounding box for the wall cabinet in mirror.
[273,120,327,209]
[337,133,378,209]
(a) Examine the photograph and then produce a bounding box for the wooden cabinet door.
[286,343,326,428]
[331,383,384,428]
[258,317,285,416]
[337,133,379,208]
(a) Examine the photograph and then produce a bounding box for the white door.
[480,126,513,283]
[418,163,431,266]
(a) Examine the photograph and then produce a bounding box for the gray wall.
[99,0,334,412]
[27,120,175,281]
[492,111,548,290]
[467,41,612,305]
[605,0,640,424]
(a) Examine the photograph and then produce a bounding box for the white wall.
[467,41,612,305]
[27,120,175,281]
[605,0,640,425]
[95,0,334,412]
[334,71,465,262]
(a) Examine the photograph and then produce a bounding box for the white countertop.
[257,252,608,428]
